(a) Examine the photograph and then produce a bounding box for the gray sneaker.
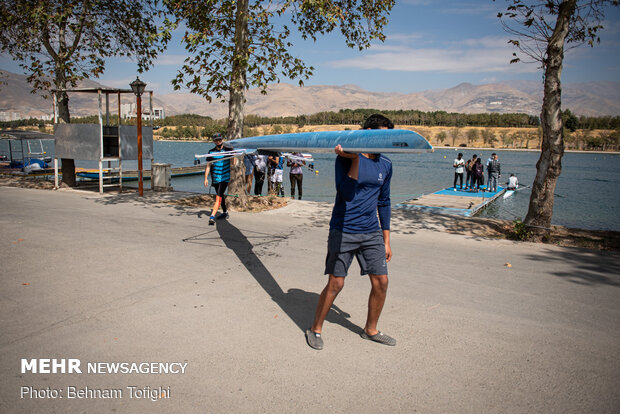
[305,329,323,350]
[360,330,396,346]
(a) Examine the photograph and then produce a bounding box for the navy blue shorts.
[324,230,387,277]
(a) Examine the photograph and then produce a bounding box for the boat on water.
[503,189,516,199]
[76,164,205,182]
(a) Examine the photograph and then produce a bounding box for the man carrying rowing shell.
[306,114,395,350]
[204,133,236,225]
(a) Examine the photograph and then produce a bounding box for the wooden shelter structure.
[52,87,154,194]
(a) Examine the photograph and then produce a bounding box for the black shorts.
[213,181,229,197]
[324,230,387,277]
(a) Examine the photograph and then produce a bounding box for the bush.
[510,219,531,241]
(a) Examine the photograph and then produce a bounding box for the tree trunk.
[55,88,77,187]
[226,0,249,208]
[523,0,576,241]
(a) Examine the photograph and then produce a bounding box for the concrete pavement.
[1,186,619,413]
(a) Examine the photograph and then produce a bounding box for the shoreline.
[1,174,618,250]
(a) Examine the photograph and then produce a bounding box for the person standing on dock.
[465,154,477,190]
[287,152,305,200]
[485,154,493,191]
[487,153,501,193]
[453,152,465,191]
[473,157,484,192]
[204,133,236,225]
[306,114,395,350]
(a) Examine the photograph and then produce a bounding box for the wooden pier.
[397,186,507,217]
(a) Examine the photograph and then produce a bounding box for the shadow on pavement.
[212,218,361,334]
[525,247,620,286]
[391,208,510,238]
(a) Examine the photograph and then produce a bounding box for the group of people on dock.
[453,152,517,193]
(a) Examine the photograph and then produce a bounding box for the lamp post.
[130,77,147,196]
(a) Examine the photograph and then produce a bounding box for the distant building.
[0,111,23,122]
[0,111,53,122]
[121,103,165,120]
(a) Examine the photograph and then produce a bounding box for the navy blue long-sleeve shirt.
[329,154,392,233]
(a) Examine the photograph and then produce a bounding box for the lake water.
[5,139,618,231]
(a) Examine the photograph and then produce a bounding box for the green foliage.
[577,114,620,130]
[499,129,512,146]
[0,118,52,129]
[510,219,531,241]
[270,124,283,135]
[481,129,497,146]
[496,0,619,67]
[466,128,480,144]
[163,114,214,127]
[221,108,551,129]
[243,127,259,138]
[164,0,395,103]
[297,115,307,128]
[436,131,447,144]
[0,1,169,97]
[563,109,578,132]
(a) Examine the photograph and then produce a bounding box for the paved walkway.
[1,187,619,413]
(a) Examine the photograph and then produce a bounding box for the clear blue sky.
[2,0,619,95]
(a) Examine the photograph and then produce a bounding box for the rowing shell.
[194,149,253,158]
[503,190,515,199]
[194,149,255,166]
[226,129,433,154]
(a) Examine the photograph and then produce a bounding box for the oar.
[520,184,566,198]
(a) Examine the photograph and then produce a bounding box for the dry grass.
[168,193,288,213]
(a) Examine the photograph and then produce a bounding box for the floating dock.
[397,186,507,217]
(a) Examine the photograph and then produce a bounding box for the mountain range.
[1,69,619,120]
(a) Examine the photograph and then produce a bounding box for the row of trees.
[245,109,541,128]
[157,125,223,140]
[430,126,619,151]
[565,129,620,150]
[3,110,619,132]
[433,127,541,148]
[573,114,620,130]
[245,109,620,130]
